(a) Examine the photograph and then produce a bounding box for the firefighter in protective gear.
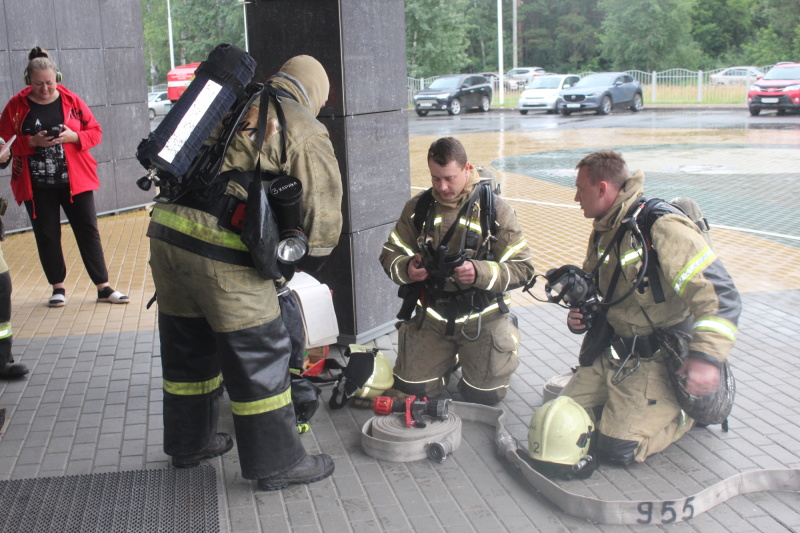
[563,150,741,465]
[379,137,535,406]
[527,396,596,479]
[147,56,343,490]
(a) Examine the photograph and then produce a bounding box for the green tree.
[517,0,603,73]
[406,0,471,78]
[173,0,245,65]
[599,0,703,71]
[691,0,755,63]
[751,0,800,62]
[464,0,500,73]
[140,0,246,87]
[741,27,786,64]
[141,0,171,86]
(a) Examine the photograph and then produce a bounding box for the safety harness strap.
[361,401,800,525]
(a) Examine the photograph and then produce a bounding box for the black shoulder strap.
[636,196,683,304]
[476,182,497,260]
[594,198,650,309]
[479,182,496,238]
[256,86,293,173]
[413,188,435,234]
[413,182,497,238]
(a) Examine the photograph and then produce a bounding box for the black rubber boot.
[257,454,335,491]
[597,432,639,465]
[0,362,28,379]
[172,433,234,468]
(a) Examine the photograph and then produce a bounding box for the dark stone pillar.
[246,1,409,343]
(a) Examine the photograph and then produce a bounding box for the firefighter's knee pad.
[596,432,638,465]
[458,381,504,406]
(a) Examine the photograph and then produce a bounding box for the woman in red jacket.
[0,47,128,307]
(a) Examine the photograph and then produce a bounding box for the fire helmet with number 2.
[527,396,597,479]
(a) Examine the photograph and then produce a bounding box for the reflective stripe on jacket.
[584,170,741,363]
[380,170,535,317]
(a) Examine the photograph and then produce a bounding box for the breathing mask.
[524,265,601,329]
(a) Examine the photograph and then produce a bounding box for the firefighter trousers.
[150,240,305,479]
[560,350,692,464]
[393,309,519,405]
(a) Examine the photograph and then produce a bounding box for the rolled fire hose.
[362,413,462,463]
[361,401,800,525]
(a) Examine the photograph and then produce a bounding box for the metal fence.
[407,65,776,108]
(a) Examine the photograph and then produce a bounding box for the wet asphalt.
[406,106,800,136]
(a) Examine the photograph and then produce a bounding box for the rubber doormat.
[0,465,219,532]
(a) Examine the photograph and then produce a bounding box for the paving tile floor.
[0,125,798,531]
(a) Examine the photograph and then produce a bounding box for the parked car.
[747,62,800,116]
[709,66,763,86]
[557,72,643,116]
[519,74,581,114]
[479,72,499,84]
[148,91,171,120]
[413,74,493,116]
[504,67,546,90]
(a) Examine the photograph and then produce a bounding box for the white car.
[709,66,763,86]
[504,67,546,90]
[519,74,581,114]
[148,91,171,120]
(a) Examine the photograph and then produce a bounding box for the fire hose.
[360,401,800,525]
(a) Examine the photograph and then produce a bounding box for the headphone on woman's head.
[24,46,62,85]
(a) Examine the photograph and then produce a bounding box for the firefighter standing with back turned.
[147,56,343,490]
[380,137,535,405]
[561,149,741,465]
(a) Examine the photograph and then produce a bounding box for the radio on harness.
[135,43,257,202]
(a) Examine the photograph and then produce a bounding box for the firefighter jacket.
[380,167,535,323]
[148,56,343,269]
[584,170,741,364]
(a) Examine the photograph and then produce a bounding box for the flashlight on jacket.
[268,175,308,264]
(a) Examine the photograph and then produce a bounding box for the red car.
[747,62,800,116]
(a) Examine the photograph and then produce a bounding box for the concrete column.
[246,0,409,343]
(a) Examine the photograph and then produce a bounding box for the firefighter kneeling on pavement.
[379,137,535,406]
[147,56,343,490]
[559,149,741,465]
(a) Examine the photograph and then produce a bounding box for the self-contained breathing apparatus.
[135,44,310,278]
[526,195,734,430]
[397,180,508,338]
[136,43,257,200]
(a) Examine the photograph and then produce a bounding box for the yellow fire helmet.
[352,346,394,399]
[527,396,597,479]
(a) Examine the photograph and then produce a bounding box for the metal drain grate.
[0,466,219,533]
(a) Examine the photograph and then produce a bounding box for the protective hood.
[431,166,482,208]
[593,169,645,233]
[268,55,330,116]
